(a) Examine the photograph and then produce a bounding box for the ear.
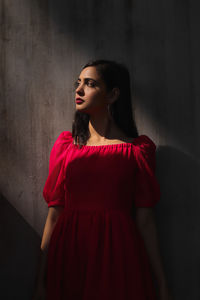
[106,87,120,103]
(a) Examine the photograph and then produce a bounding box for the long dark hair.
[71,59,139,148]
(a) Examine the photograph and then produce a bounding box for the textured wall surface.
[0,0,199,299]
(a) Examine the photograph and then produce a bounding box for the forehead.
[79,66,102,81]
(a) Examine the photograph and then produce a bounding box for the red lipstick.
[76,98,84,104]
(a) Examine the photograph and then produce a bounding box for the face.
[74,66,109,114]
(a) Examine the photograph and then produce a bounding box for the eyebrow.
[77,77,98,84]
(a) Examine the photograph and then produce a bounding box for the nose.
[76,83,84,95]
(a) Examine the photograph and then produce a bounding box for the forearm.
[35,207,63,287]
[35,222,57,288]
[136,214,168,288]
[34,248,48,288]
[40,214,58,251]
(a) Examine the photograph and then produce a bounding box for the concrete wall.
[0,0,199,299]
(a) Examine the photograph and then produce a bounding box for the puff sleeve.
[42,131,72,208]
[133,135,161,207]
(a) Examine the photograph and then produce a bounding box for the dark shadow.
[34,0,135,62]
[0,194,41,300]
[154,145,200,299]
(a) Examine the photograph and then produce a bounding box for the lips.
[75,98,84,104]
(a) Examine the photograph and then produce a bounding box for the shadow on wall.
[154,145,200,300]
[34,0,135,63]
[35,0,134,44]
[0,194,40,300]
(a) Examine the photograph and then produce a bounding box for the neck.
[88,110,114,141]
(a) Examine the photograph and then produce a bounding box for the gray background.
[0,0,199,299]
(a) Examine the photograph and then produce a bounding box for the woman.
[33,59,173,299]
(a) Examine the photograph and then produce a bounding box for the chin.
[76,107,89,114]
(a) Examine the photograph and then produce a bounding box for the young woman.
[33,59,173,300]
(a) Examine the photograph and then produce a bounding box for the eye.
[87,81,95,87]
[73,80,96,90]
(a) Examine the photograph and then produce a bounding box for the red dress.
[43,131,161,300]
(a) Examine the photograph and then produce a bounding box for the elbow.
[48,206,64,223]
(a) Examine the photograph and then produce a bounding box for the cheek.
[87,89,106,103]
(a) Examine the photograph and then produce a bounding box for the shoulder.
[50,131,73,156]
[132,134,157,154]
[46,131,73,173]
[54,131,73,146]
[132,135,157,169]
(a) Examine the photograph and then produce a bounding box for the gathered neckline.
[71,138,136,149]
[62,131,149,149]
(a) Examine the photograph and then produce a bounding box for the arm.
[135,207,173,299]
[33,206,64,297]
[41,206,64,251]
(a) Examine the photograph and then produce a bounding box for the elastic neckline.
[71,139,135,149]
